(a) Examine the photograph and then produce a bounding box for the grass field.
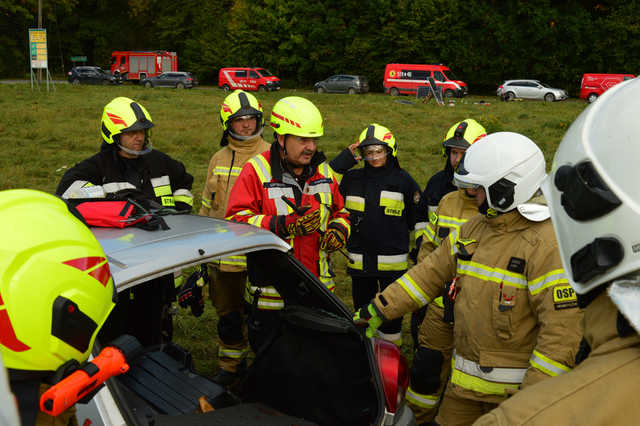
[0,84,589,375]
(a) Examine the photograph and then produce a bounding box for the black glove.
[177,264,208,317]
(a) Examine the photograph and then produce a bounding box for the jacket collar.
[228,134,265,154]
[484,209,531,233]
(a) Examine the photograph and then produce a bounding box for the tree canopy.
[3,0,638,94]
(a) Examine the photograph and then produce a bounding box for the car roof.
[504,79,540,83]
[92,215,290,292]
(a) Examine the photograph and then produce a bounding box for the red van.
[383,63,468,98]
[580,73,635,103]
[218,67,281,92]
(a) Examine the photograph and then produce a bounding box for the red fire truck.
[110,51,178,82]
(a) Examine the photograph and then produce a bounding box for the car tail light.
[373,338,409,413]
[68,72,72,76]
[498,85,503,89]
[187,78,192,81]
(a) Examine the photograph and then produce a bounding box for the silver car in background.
[497,79,568,102]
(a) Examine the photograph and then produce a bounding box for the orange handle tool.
[40,346,130,416]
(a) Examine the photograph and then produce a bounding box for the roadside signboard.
[29,28,48,69]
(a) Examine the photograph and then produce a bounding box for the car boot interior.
[240,304,379,425]
[100,249,382,425]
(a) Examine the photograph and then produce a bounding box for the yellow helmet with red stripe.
[357,123,398,158]
[0,189,115,372]
[270,96,324,137]
[219,90,264,141]
[442,118,486,156]
[101,97,154,153]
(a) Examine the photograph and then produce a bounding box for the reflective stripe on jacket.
[417,188,479,263]
[56,148,194,211]
[474,293,640,425]
[374,209,583,402]
[331,148,420,277]
[227,143,350,309]
[199,135,270,272]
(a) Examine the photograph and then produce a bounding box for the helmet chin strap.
[118,141,153,156]
[279,135,301,175]
[478,198,499,218]
[228,125,264,141]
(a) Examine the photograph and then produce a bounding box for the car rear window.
[235,70,247,77]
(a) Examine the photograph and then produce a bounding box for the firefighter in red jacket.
[226,96,350,352]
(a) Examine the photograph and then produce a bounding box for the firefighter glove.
[283,207,321,237]
[353,302,384,338]
[177,266,206,317]
[320,224,347,252]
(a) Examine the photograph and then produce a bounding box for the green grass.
[0,84,589,375]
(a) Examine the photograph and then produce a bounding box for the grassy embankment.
[0,83,587,375]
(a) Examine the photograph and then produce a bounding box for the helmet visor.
[361,145,388,162]
[121,101,154,133]
[453,152,481,189]
[452,176,480,189]
[443,137,470,150]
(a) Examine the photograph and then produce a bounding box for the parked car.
[76,214,415,426]
[383,63,468,98]
[218,67,281,92]
[497,79,568,102]
[142,71,197,89]
[314,74,369,94]
[67,66,117,85]
[580,73,635,103]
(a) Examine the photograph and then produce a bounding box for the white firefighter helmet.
[541,77,640,332]
[453,131,546,214]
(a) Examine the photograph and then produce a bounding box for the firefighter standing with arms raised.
[330,123,420,346]
[407,119,486,424]
[199,90,271,386]
[475,76,640,426]
[355,132,583,425]
[226,96,350,352]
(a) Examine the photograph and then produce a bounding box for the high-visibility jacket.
[474,292,640,425]
[199,134,270,272]
[330,148,421,277]
[406,188,479,419]
[226,143,350,310]
[56,146,194,211]
[373,209,583,403]
[417,188,479,264]
[415,160,456,245]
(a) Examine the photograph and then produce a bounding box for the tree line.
[3,0,638,94]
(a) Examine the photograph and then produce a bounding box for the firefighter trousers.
[406,301,453,424]
[435,389,498,426]
[209,267,249,373]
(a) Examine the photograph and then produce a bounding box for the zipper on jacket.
[225,151,236,199]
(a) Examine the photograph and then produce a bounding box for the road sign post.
[28,28,55,92]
